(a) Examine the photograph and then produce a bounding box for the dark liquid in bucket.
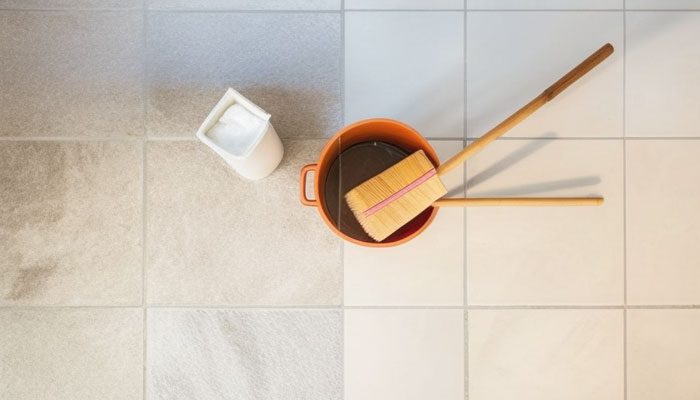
[324,141,434,243]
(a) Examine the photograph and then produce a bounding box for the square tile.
[468,309,623,400]
[146,12,341,138]
[345,0,463,9]
[627,309,700,400]
[626,140,700,304]
[345,309,464,400]
[146,140,341,305]
[466,0,621,9]
[0,308,143,400]
[345,11,464,138]
[0,11,143,137]
[466,140,623,305]
[148,0,340,9]
[627,0,700,9]
[344,140,464,306]
[626,12,700,136]
[0,0,142,8]
[148,309,341,399]
[0,141,142,305]
[466,11,623,138]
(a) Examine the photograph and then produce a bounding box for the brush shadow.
[468,175,602,197]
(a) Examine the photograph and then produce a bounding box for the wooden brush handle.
[433,197,604,207]
[437,43,614,176]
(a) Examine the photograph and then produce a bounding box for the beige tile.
[0,11,143,137]
[344,141,464,306]
[626,140,700,304]
[0,308,143,400]
[626,12,700,136]
[148,0,341,9]
[468,309,623,400]
[148,309,342,399]
[146,12,341,137]
[345,309,465,400]
[146,140,341,305]
[0,141,142,305]
[466,139,623,305]
[627,309,700,400]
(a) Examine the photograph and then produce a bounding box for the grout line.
[467,305,626,309]
[141,1,149,397]
[146,304,342,309]
[145,9,341,13]
[462,8,468,398]
[339,2,346,399]
[622,4,628,399]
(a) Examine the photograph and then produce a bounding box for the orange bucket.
[299,118,439,247]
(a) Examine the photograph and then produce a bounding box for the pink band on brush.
[363,169,437,217]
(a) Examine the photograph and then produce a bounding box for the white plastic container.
[196,88,284,180]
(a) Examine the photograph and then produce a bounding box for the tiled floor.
[2,1,700,399]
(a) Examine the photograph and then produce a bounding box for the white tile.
[627,309,700,400]
[345,309,464,400]
[626,140,700,304]
[148,0,340,10]
[344,141,464,306]
[467,0,622,9]
[627,0,700,9]
[345,11,464,138]
[466,12,623,138]
[466,140,623,305]
[626,12,700,136]
[468,309,623,400]
[346,0,463,9]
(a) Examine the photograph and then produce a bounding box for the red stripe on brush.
[363,168,437,217]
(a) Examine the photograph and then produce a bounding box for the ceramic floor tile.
[0,0,142,7]
[146,140,341,305]
[626,140,700,304]
[466,0,621,8]
[345,309,464,400]
[345,11,464,138]
[0,11,143,137]
[344,141,464,306]
[148,0,340,10]
[627,309,700,400]
[468,309,623,400]
[626,12,700,137]
[466,11,623,138]
[0,141,142,305]
[148,309,341,400]
[626,0,700,9]
[345,0,463,9]
[0,308,143,400]
[146,12,341,138]
[466,139,623,305]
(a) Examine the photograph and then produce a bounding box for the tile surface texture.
[148,0,341,9]
[344,141,464,306]
[466,139,623,305]
[466,11,623,138]
[0,141,142,305]
[468,309,624,400]
[146,140,341,305]
[345,309,465,400]
[466,0,622,8]
[148,309,342,400]
[0,308,143,400]
[345,0,464,9]
[147,12,341,138]
[0,10,143,137]
[626,11,700,136]
[626,140,700,304]
[626,0,700,9]
[345,11,464,137]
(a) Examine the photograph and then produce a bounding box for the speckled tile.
[0,141,142,305]
[0,0,142,8]
[0,11,143,137]
[147,308,342,400]
[146,140,341,305]
[466,0,621,8]
[345,0,463,9]
[0,308,143,400]
[148,0,340,10]
[146,12,341,138]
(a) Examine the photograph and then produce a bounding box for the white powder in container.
[205,102,266,157]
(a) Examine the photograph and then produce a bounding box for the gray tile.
[345,0,463,9]
[0,0,142,8]
[147,308,342,400]
[0,11,144,137]
[0,141,142,305]
[148,0,340,10]
[146,140,341,305]
[146,12,341,138]
[0,308,143,400]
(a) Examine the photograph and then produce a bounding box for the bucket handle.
[300,164,317,206]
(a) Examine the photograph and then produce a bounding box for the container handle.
[300,164,318,206]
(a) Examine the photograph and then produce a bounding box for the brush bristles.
[345,150,447,242]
